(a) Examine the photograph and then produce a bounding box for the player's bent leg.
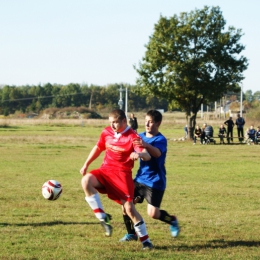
[147,204,161,219]
[84,193,113,236]
[119,203,139,242]
[134,220,153,250]
[157,208,180,238]
[82,175,113,237]
[122,200,153,249]
[119,214,137,242]
[123,200,142,223]
[81,173,103,196]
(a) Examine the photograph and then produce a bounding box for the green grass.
[0,122,259,260]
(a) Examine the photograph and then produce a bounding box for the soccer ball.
[42,180,62,200]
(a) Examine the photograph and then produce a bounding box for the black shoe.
[142,241,153,250]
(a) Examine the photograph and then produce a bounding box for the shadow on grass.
[156,239,260,251]
[0,125,20,129]
[1,221,259,250]
[209,239,260,247]
[0,221,98,227]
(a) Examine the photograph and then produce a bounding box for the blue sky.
[0,0,259,92]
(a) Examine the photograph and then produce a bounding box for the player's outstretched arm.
[80,145,102,176]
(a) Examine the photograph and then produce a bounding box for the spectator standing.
[235,114,245,142]
[224,116,234,143]
[129,113,138,132]
[218,124,227,144]
[184,125,188,138]
[200,123,207,144]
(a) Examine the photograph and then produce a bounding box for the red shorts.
[89,167,134,205]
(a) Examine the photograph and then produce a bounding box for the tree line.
[0,82,259,118]
[0,83,169,116]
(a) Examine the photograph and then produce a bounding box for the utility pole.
[118,85,128,116]
[125,87,128,116]
[118,86,124,110]
[240,84,243,117]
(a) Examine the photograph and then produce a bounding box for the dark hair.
[146,110,162,123]
[109,109,126,121]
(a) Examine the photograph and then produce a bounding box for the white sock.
[85,193,106,221]
[134,220,150,243]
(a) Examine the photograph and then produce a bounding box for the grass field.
[0,117,259,260]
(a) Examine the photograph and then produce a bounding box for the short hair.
[146,110,162,123]
[109,109,126,121]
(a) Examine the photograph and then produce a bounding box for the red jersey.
[91,126,144,204]
[97,126,143,171]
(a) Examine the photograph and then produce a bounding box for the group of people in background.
[192,113,260,145]
[245,125,260,145]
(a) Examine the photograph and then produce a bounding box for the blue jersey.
[134,132,167,191]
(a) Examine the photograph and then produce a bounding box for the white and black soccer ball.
[42,180,62,200]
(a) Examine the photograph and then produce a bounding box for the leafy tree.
[229,95,238,102]
[134,6,248,138]
[244,90,253,102]
[251,99,260,108]
[30,99,37,112]
[40,83,53,107]
[127,86,147,111]
[104,84,123,109]
[63,83,82,107]
[145,95,168,111]
[0,85,19,113]
[243,100,252,112]
[87,85,104,110]
[253,91,260,101]
[19,85,33,112]
[51,85,63,107]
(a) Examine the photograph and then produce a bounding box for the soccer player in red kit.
[80,109,153,250]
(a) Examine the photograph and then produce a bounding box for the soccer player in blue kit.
[120,109,180,242]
